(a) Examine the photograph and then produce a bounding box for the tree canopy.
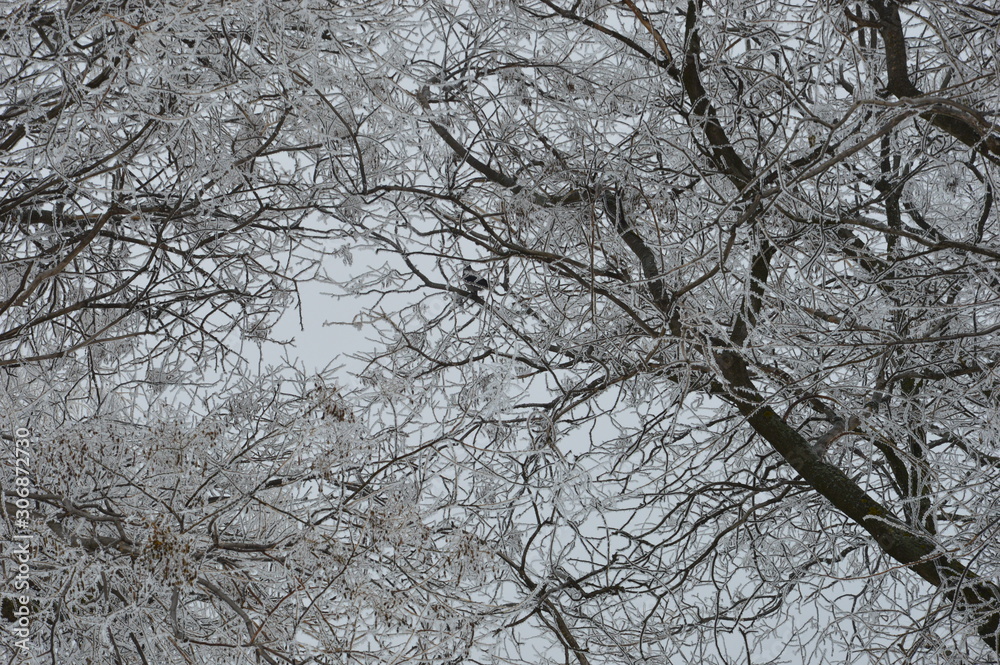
[4,1,1000,663]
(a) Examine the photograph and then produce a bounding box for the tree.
[3,365,509,664]
[0,0,395,401]
[0,2,450,662]
[5,0,1000,663]
[347,0,1000,662]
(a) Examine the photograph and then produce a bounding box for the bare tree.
[341,1,1000,663]
[2,367,504,664]
[0,0,391,405]
[5,1,1000,664]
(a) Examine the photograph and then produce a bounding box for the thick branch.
[730,238,775,345]
[866,0,1000,161]
[715,349,1000,652]
[600,192,672,315]
[682,0,754,190]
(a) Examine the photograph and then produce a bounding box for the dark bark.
[866,0,1000,161]
[715,349,1000,652]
